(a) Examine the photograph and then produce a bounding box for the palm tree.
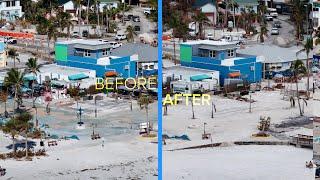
[0,89,9,117]
[291,0,305,40]
[2,118,19,153]
[296,37,313,94]
[126,25,136,43]
[257,24,268,43]
[314,27,320,45]
[4,68,25,116]
[56,10,74,39]
[138,95,154,135]
[3,112,33,156]
[26,58,40,108]
[192,12,210,39]
[73,0,84,34]
[7,48,20,68]
[227,0,238,30]
[46,18,58,57]
[166,12,188,64]
[291,59,307,116]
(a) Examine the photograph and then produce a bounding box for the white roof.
[56,39,109,46]
[39,64,94,75]
[181,40,237,46]
[238,44,312,63]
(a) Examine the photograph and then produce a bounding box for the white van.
[115,32,126,40]
[267,8,278,18]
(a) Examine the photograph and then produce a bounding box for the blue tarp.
[68,73,89,81]
[190,74,211,81]
[170,134,191,141]
[66,135,80,140]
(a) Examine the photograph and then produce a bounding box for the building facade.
[0,0,22,21]
[180,40,262,85]
[55,40,137,78]
[314,0,320,28]
[0,42,6,68]
[193,0,217,25]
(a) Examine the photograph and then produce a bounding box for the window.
[209,50,216,58]
[228,49,234,57]
[102,49,108,56]
[11,1,15,6]
[6,1,10,7]
[84,50,91,57]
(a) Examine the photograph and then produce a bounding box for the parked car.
[134,25,141,32]
[271,28,279,35]
[127,14,134,20]
[273,21,281,28]
[124,16,130,21]
[270,12,278,18]
[115,33,126,40]
[207,33,214,40]
[264,15,273,21]
[143,8,151,15]
[72,32,80,38]
[133,16,140,22]
[82,30,88,37]
[99,39,109,43]
[110,41,122,49]
[4,37,17,44]
[316,167,320,178]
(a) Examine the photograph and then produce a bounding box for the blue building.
[55,39,137,78]
[180,40,262,85]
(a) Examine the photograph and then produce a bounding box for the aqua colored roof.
[234,0,259,5]
[190,74,212,81]
[99,0,118,3]
[193,0,216,8]
[23,74,36,81]
[68,73,89,81]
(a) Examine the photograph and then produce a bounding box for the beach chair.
[202,133,211,140]
[48,140,58,146]
[91,134,101,140]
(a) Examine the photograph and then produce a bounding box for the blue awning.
[68,73,89,81]
[190,74,212,81]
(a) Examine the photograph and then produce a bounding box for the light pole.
[204,122,207,135]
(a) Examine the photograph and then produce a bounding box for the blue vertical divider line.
[157,0,163,179]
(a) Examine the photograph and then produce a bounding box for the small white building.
[192,0,217,25]
[38,64,96,89]
[99,0,119,12]
[0,0,22,21]
[163,66,220,94]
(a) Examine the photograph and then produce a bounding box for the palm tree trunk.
[86,0,90,25]
[306,52,310,95]
[32,80,35,108]
[12,136,15,153]
[13,87,17,117]
[296,79,303,116]
[4,100,7,117]
[78,5,81,35]
[25,130,28,158]
[146,105,149,135]
[233,4,236,31]
[173,38,176,65]
[13,57,16,68]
